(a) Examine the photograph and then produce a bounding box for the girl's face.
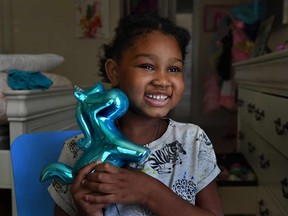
[110,31,185,118]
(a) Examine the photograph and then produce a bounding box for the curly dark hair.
[98,13,191,83]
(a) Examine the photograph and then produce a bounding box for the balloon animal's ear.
[105,59,119,87]
[74,91,86,101]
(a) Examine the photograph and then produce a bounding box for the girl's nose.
[152,71,171,88]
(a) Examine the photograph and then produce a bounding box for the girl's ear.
[105,59,119,87]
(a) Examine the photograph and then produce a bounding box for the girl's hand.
[70,162,106,216]
[82,162,156,206]
[78,162,224,216]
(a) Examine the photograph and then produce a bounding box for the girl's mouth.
[144,93,170,107]
[145,94,168,100]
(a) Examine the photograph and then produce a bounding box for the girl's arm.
[144,179,223,216]
[82,163,223,216]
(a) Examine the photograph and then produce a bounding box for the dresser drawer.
[258,187,286,216]
[255,135,288,213]
[238,87,288,158]
[238,88,257,126]
[238,121,259,174]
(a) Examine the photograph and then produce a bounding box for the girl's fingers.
[74,161,101,185]
[85,162,121,183]
[84,193,116,205]
[82,180,118,194]
[92,162,120,174]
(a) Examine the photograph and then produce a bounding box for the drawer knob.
[274,118,288,135]
[248,142,256,153]
[255,109,265,121]
[238,131,245,140]
[259,154,270,169]
[280,177,288,199]
[258,199,270,216]
[247,103,255,113]
[237,99,244,107]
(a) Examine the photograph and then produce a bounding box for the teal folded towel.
[7,69,53,90]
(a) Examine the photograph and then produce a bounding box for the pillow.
[0,54,64,72]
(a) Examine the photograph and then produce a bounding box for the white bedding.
[0,72,73,124]
[0,54,64,72]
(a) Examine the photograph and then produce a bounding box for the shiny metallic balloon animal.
[40,82,150,184]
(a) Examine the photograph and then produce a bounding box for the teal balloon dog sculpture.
[40,82,150,184]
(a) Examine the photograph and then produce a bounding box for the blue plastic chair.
[10,130,81,216]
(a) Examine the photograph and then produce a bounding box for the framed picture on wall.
[283,0,288,24]
[75,0,109,39]
[251,16,274,58]
[263,0,288,29]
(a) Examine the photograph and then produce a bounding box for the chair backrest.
[10,130,81,216]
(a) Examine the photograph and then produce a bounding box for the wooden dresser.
[234,49,288,215]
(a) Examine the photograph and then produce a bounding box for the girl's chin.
[127,107,169,119]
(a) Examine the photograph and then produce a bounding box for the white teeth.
[146,94,168,100]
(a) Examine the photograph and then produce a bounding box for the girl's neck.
[116,113,168,145]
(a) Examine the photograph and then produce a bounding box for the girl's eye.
[139,64,154,71]
[169,66,182,73]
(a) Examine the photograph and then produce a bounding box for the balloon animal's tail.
[40,162,74,184]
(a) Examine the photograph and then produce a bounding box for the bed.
[0,86,79,188]
[0,54,79,214]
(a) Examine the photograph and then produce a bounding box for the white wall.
[192,0,243,127]
[8,0,121,86]
[0,0,12,53]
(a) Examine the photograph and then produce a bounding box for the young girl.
[49,13,223,216]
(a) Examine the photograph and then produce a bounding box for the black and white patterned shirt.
[48,119,220,216]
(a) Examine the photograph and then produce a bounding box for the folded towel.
[7,69,53,90]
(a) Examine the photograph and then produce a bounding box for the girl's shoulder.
[168,118,204,134]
